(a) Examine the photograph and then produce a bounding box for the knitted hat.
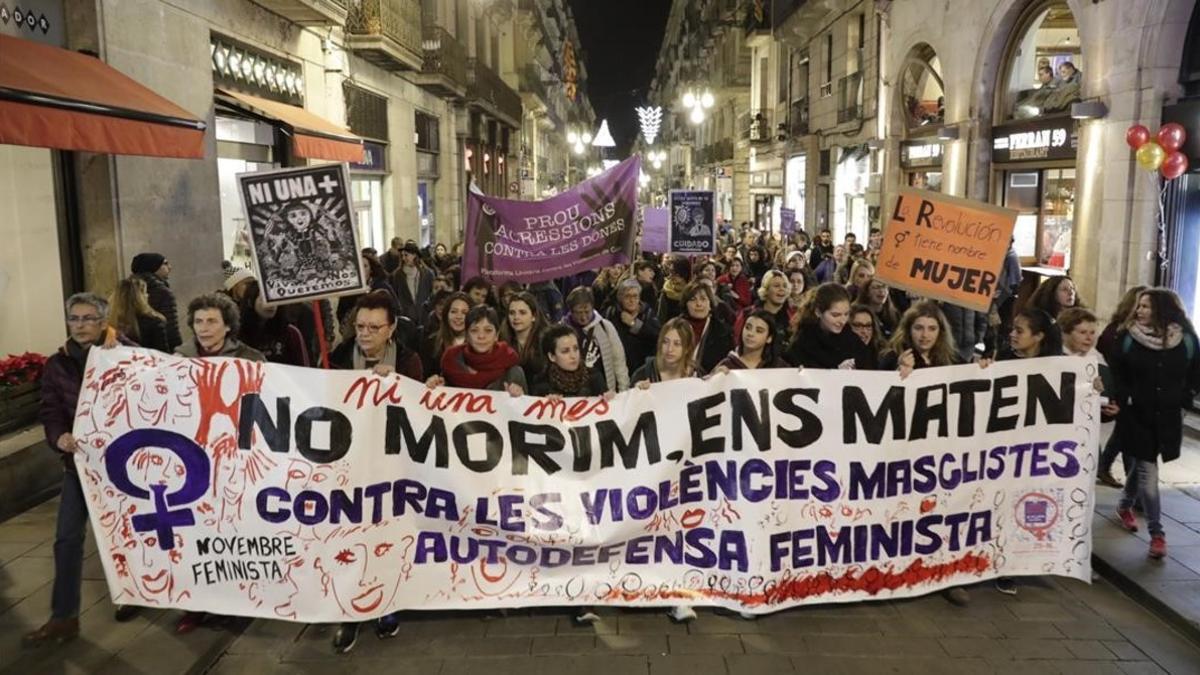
[223,268,255,291]
[130,252,166,275]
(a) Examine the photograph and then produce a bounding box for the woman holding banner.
[421,292,471,376]
[1110,289,1200,560]
[713,311,787,372]
[428,305,527,395]
[879,301,960,377]
[501,291,550,384]
[785,283,869,370]
[631,317,702,623]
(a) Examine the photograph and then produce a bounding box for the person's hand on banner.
[838,359,856,370]
[898,349,916,380]
[506,382,524,397]
[602,391,615,402]
[705,365,730,379]
[544,394,563,402]
[635,380,652,390]
[56,433,80,454]
[373,364,395,377]
[976,357,993,369]
[425,375,445,389]
[1101,400,1120,417]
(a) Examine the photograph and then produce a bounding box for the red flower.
[0,352,48,388]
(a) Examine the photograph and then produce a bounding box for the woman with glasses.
[848,304,886,369]
[330,290,422,378]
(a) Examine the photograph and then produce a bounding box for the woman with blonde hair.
[108,277,170,352]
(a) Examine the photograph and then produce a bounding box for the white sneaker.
[668,605,697,623]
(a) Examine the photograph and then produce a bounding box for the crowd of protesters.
[26,225,1200,654]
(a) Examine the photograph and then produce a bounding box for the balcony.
[413,24,467,99]
[519,63,560,125]
[252,0,347,24]
[789,98,809,136]
[347,0,423,72]
[837,71,863,123]
[467,58,523,128]
[742,109,773,142]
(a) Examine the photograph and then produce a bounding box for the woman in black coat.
[1109,289,1200,559]
[679,282,733,375]
[786,283,870,369]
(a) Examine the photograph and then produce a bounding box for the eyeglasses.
[355,323,389,334]
[67,315,102,325]
[850,322,874,330]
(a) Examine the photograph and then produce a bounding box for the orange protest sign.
[875,188,1018,312]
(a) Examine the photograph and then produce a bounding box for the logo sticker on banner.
[76,348,1099,621]
[237,163,367,305]
[669,190,716,255]
[875,188,1018,312]
[461,157,641,283]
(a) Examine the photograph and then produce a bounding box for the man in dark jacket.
[390,242,434,328]
[131,252,182,351]
[379,237,404,275]
[24,293,137,647]
[607,279,661,376]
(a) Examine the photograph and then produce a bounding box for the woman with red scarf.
[427,305,526,395]
[716,257,753,311]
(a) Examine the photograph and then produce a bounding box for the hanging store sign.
[992,117,1078,163]
[350,141,387,173]
[900,140,943,168]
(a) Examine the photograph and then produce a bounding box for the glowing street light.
[681,87,714,125]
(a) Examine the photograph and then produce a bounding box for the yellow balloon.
[1136,141,1166,171]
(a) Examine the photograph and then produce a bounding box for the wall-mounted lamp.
[1070,100,1108,120]
[936,126,960,141]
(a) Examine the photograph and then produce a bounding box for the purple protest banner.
[642,207,669,253]
[780,207,796,237]
[461,157,641,283]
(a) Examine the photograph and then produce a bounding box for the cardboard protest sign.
[669,190,716,255]
[237,164,366,305]
[77,347,1098,621]
[461,157,640,283]
[876,188,1017,312]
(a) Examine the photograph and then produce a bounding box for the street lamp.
[681,87,714,125]
[646,149,667,170]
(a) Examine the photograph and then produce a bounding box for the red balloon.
[1161,151,1190,180]
[1126,124,1151,150]
[1157,123,1187,152]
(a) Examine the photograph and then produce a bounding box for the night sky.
[567,0,673,157]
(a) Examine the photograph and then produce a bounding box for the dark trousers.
[52,469,88,619]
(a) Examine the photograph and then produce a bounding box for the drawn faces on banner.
[316,526,414,617]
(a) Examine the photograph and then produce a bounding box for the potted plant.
[0,352,48,435]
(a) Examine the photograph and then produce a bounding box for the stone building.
[0,0,593,356]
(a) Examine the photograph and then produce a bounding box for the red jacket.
[717,272,753,311]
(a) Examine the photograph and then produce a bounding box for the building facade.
[0,0,593,356]
[649,0,1197,316]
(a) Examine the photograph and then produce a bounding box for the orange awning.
[217,89,364,163]
[0,34,206,158]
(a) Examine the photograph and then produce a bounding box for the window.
[823,33,833,88]
[1002,168,1076,267]
[777,46,790,105]
[415,112,440,153]
[344,84,389,142]
[899,44,944,131]
[999,2,1081,121]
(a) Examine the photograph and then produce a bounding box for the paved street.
[3,489,1200,674]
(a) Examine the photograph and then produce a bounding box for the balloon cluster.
[1126,123,1189,180]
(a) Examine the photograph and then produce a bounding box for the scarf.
[686,315,709,346]
[353,340,397,371]
[1127,322,1184,351]
[548,363,593,396]
[662,276,687,302]
[442,342,520,389]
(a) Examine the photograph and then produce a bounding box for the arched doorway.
[990,1,1081,271]
[896,44,945,192]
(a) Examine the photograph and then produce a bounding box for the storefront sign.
[0,0,63,47]
[669,190,716,255]
[237,163,367,304]
[900,141,943,168]
[461,157,640,283]
[992,117,1077,163]
[876,188,1017,312]
[76,347,1098,620]
[350,141,387,173]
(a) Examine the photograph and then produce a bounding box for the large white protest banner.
[74,348,1099,622]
